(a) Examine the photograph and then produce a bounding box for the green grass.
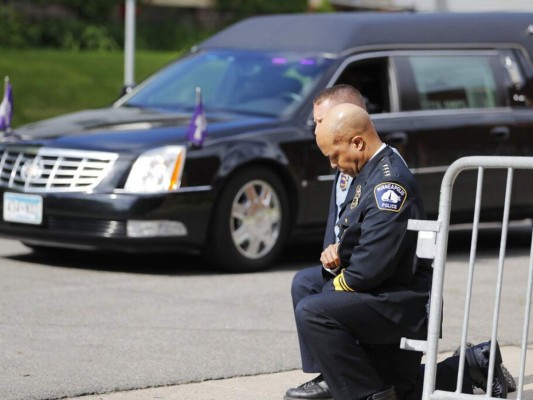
[0,49,179,127]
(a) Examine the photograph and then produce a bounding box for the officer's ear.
[351,136,364,151]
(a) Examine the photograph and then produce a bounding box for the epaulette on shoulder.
[379,157,393,178]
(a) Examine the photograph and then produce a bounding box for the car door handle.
[382,131,408,146]
[489,126,510,141]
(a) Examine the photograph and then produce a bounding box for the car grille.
[0,147,118,192]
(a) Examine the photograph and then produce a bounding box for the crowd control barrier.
[401,156,533,400]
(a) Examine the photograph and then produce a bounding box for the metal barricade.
[403,156,533,400]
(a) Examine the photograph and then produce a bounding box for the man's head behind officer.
[313,84,367,135]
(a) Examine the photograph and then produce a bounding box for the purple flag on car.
[0,77,13,132]
[186,87,207,148]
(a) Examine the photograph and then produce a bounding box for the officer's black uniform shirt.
[325,145,432,336]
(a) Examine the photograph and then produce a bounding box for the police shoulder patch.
[374,182,407,212]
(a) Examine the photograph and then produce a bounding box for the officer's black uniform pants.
[295,279,422,399]
[291,266,474,400]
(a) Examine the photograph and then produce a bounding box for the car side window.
[403,55,503,111]
[394,52,508,111]
[335,58,391,114]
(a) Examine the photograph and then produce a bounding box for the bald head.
[316,103,382,177]
[325,103,377,141]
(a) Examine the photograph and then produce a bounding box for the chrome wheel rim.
[230,179,281,260]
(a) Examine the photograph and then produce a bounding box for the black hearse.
[1,12,533,271]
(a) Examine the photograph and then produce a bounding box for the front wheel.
[207,167,290,272]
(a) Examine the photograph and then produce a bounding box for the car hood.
[8,106,278,152]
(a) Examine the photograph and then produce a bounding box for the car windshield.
[119,50,334,117]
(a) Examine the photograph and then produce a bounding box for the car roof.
[199,12,533,58]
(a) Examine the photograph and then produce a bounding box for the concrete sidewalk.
[67,345,533,400]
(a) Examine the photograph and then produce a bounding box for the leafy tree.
[216,0,307,19]
[0,0,120,50]
[29,0,119,22]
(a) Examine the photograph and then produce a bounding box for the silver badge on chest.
[351,185,362,209]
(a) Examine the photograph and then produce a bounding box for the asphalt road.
[1,224,532,400]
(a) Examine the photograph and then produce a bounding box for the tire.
[207,167,290,272]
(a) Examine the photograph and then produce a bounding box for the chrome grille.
[0,147,118,192]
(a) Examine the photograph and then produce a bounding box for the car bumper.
[0,188,213,253]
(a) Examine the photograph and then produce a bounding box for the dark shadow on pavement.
[2,222,531,276]
[4,246,211,276]
[3,241,325,276]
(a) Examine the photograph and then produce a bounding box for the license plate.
[3,192,43,225]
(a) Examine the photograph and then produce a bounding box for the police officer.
[293,103,432,400]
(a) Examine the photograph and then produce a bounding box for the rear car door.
[392,50,530,221]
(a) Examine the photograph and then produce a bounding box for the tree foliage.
[0,0,310,51]
[0,0,120,50]
[27,0,118,22]
[215,0,307,19]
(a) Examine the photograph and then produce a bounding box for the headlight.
[124,146,186,193]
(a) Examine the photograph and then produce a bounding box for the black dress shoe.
[454,342,516,393]
[284,374,333,399]
[465,341,508,398]
[367,385,397,400]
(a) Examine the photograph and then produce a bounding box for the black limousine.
[1,12,533,271]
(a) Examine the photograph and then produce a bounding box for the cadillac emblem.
[20,159,45,182]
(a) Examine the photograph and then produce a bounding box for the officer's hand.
[320,243,340,270]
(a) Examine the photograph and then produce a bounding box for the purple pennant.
[186,88,207,148]
[0,78,13,132]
